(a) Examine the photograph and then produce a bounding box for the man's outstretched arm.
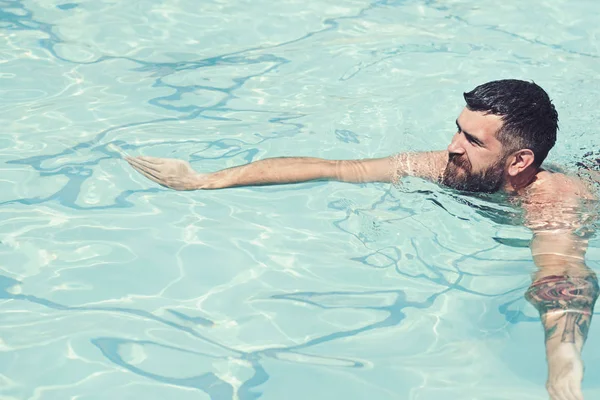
[523,177,599,400]
[126,151,448,190]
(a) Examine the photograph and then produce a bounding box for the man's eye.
[466,136,480,146]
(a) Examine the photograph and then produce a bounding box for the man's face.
[442,108,507,193]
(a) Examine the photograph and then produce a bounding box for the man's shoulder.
[528,170,596,201]
[522,169,598,233]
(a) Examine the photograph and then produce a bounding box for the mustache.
[448,153,471,171]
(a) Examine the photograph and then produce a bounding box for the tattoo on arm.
[526,274,599,344]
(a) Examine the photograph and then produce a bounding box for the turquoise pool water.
[2,0,600,399]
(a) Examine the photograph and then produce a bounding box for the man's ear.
[507,149,535,176]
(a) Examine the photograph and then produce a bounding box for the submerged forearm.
[526,272,598,346]
[202,157,391,189]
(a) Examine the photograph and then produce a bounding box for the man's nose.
[447,133,465,155]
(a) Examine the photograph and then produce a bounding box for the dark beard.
[441,154,506,193]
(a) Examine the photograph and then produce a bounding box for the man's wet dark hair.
[463,79,558,167]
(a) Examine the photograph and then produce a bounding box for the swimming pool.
[2,0,600,398]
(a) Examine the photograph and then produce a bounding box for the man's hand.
[126,156,207,190]
[546,341,584,400]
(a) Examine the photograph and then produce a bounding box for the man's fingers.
[549,383,580,400]
[547,383,567,400]
[136,156,164,165]
[127,159,164,185]
[568,379,584,400]
[126,157,162,174]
